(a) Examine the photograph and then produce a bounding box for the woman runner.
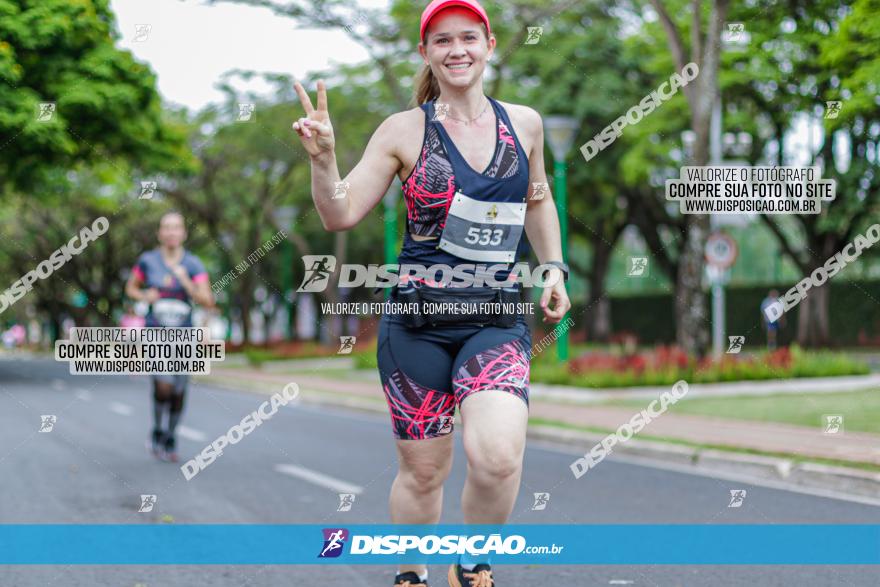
[293,1,571,584]
[125,211,214,462]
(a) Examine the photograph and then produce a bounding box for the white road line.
[51,379,66,391]
[609,581,634,585]
[177,426,207,442]
[109,402,133,416]
[274,464,364,495]
[75,389,92,401]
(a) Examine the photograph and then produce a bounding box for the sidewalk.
[203,366,880,467]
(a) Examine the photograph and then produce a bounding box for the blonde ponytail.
[413,64,441,106]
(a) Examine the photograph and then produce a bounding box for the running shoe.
[448,563,493,587]
[162,434,179,463]
[394,571,428,586]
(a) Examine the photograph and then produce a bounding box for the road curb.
[788,462,880,497]
[528,425,880,499]
[697,449,794,480]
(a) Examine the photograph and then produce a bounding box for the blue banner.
[1,525,878,565]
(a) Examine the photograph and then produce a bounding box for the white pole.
[712,281,725,359]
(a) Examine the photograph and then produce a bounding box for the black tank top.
[401,97,521,238]
[395,96,532,288]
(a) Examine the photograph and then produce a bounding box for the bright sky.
[110,0,384,111]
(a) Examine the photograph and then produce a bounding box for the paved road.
[1,356,878,586]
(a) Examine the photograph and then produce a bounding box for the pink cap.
[420,0,491,43]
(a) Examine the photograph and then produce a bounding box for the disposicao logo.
[318,528,349,558]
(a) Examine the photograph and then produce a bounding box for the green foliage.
[821,0,880,123]
[0,0,192,196]
[4,0,880,345]
[0,182,165,326]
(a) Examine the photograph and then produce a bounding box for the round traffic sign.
[705,232,738,269]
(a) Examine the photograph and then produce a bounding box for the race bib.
[437,191,526,263]
[151,298,192,327]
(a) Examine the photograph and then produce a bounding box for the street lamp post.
[218,231,236,341]
[272,205,298,339]
[384,179,400,301]
[543,116,579,361]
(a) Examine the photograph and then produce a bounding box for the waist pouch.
[391,286,521,329]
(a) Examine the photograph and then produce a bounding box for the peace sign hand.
[293,80,335,159]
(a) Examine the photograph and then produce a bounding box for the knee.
[467,446,522,484]
[154,383,173,401]
[398,461,450,495]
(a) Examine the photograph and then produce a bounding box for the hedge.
[566,280,880,347]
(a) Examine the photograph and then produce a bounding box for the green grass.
[529,416,880,472]
[601,389,880,434]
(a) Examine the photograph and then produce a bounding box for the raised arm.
[293,80,401,232]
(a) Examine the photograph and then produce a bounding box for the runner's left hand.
[539,270,571,324]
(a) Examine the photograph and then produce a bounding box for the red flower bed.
[569,344,691,375]
[765,346,792,369]
[569,345,791,376]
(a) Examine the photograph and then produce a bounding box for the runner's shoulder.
[182,250,207,272]
[496,101,542,136]
[378,107,425,136]
[138,249,158,263]
[376,106,426,157]
[495,100,542,157]
[181,249,202,263]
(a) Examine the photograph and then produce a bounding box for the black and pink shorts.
[376,314,531,440]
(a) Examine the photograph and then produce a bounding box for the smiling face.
[419,7,495,91]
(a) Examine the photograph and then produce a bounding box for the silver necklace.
[442,97,490,125]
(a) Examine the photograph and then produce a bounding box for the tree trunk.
[676,91,712,357]
[815,282,831,346]
[240,294,252,345]
[796,238,834,347]
[796,285,831,348]
[675,217,710,356]
[650,0,729,359]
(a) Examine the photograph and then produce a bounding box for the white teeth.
[447,64,470,70]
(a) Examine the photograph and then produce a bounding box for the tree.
[0,173,188,333]
[641,0,730,357]
[502,1,645,341]
[724,0,880,346]
[160,70,392,344]
[0,0,191,198]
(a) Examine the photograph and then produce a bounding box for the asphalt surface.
[1,355,878,586]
